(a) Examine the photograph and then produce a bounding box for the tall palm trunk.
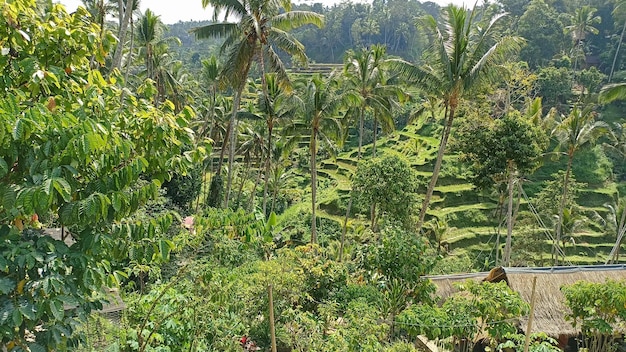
[503,162,515,266]
[554,151,574,265]
[263,125,272,217]
[417,101,455,230]
[610,19,626,82]
[124,13,135,85]
[271,175,279,214]
[258,55,272,218]
[236,156,251,208]
[358,105,365,158]
[224,88,242,208]
[310,127,318,243]
[248,165,263,212]
[340,105,367,260]
[111,0,134,72]
[372,117,378,157]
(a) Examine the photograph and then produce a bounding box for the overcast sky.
[57,0,472,24]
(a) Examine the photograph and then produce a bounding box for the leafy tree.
[517,0,567,68]
[562,280,626,352]
[392,4,522,230]
[565,5,601,71]
[0,1,202,348]
[191,0,323,208]
[456,111,547,265]
[352,155,418,229]
[535,66,573,110]
[398,281,528,351]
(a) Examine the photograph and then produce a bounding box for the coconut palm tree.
[191,0,323,208]
[552,105,607,264]
[293,74,355,243]
[565,6,601,71]
[257,73,301,217]
[343,44,397,158]
[392,4,522,230]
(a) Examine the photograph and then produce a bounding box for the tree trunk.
[554,152,574,265]
[503,163,515,266]
[417,102,455,231]
[236,156,251,208]
[310,128,318,244]
[609,19,626,82]
[224,88,243,208]
[124,14,134,86]
[111,0,134,72]
[247,165,263,212]
[271,177,279,214]
[262,125,272,218]
[358,105,365,158]
[372,117,378,157]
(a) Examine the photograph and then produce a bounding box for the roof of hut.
[425,265,626,336]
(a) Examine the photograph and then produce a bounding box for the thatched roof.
[426,265,626,336]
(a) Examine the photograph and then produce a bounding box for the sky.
[58,0,471,24]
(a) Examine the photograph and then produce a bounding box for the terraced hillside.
[277,117,624,269]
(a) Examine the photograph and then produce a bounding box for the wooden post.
[268,284,277,352]
[523,276,538,352]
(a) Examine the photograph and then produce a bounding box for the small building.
[426,265,626,348]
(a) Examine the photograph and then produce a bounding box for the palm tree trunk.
[236,156,251,208]
[554,152,574,265]
[248,164,263,212]
[111,0,134,72]
[503,163,515,266]
[216,122,231,176]
[271,179,279,214]
[372,117,378,157]
[124,14,134,86]
[224,88,243,208]
[310,129,318,244]
[610,19,626,83]
[262,126,272,218]
[417,103,455,231]
[358,106,365,158]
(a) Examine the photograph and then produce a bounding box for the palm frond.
[599,83,626,104]
[272,11,324,30]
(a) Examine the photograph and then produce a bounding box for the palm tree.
[136,9,182,106]
[565,6,601,71]
[599,82,626,103]
[257,73,301,217]
[344,44,393,158]
[294,74,353,243]
[191,0,323,208]
[552,105,607,264]
[392,4,522,230]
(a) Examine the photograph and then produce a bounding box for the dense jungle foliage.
[2,0,626,350]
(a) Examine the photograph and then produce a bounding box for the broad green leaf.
[49,299,64,321]
[27,343,46,352]
[0,158,7,178]
[0,277,16,294]
[0,299,14,324]
[52,177,72,202]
